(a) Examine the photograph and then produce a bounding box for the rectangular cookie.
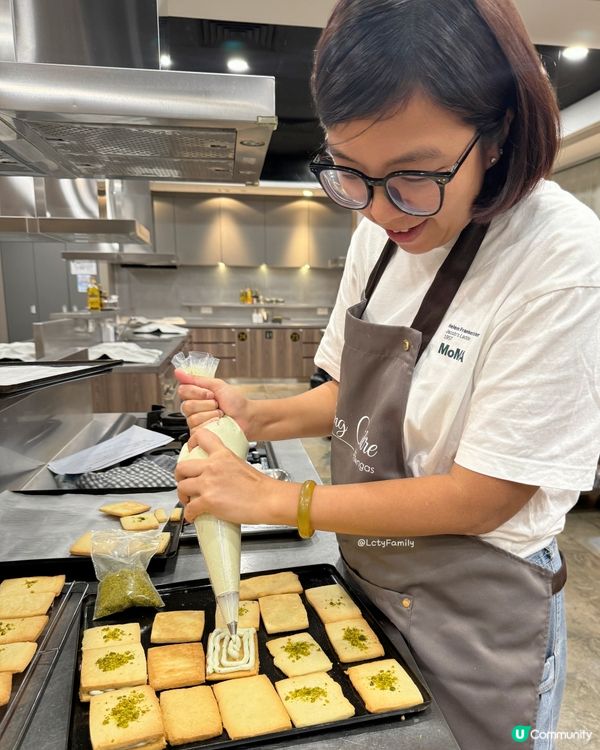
[240,571,302,600]
[325,618,385,663]
[215,600,260,630]
[82,623,141,651]
[205,630,259,681]
[169,507,183,522]
[0,575,65,598]
[69,531,93,557]
[0,673,11,706]
[80,642,147,702]
[120,513,160,531]
[0,592,54,618]
[346,658,423,712]
[99,500,151,518]
[276,671,355,727]
[154,508,168,524]
[266,632,333,677]
[259,593,309,635]
[305,583,362,624]
[148,643,205,692]
[89,685,165,750]
[159,685,222,744]
[213,674,291,739]
[156,532,171,555]
[0,616,48,645]
[0,641,37,673]
[150,611,205,644]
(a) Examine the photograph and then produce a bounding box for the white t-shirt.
[315,179,600,557]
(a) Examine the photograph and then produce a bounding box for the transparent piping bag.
[172,351,248,636]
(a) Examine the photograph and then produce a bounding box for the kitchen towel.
[88,342,162,363]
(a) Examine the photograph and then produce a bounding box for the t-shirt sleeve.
[314,222,370,381]
[455,285,600,490]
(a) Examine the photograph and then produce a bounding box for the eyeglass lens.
[318,169,442,216]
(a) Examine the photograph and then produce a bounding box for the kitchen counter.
[184,319,328,328]
[1,439,459,750]
[113,334,187,374]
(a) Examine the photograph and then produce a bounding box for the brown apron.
[333,223,564,750]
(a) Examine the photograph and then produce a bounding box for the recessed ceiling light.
[562,46,589,62]
[227,57,249,73]
[302,190,314,197]
[160,53,172,68]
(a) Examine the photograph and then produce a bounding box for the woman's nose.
[366,185,406,226]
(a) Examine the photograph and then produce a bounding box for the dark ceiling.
[160,17,600,182]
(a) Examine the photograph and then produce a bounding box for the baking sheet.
[0,360,121,396]
[0,581,89,748]
[68,564,431,749]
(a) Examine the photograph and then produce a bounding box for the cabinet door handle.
[290,332,300,342]
[237,331,248,342]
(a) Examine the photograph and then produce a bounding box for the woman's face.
[325,93,498,254]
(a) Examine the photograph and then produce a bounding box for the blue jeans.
[526,538,567,749]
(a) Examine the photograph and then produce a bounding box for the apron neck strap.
[411,221,489,362]
[364,239,398,302]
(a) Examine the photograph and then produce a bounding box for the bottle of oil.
[87,276,102,311]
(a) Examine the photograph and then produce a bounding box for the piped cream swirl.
[206,627,256,674]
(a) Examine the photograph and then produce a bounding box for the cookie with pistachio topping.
[275,672,355,727]
[0,616,48,645]
[79,642,147,702]
[120,513,159,531]
[89,684,165,750]
[324,618,384,663]
[266,632,333,677]
[82,623,141,651]
[305,583,362,624]
[215,600,260,630]
[0,575,65,598]
[346,658,423,713]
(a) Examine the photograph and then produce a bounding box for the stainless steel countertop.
[108,335,187,374]
[2,439,459,750]
[184,319,327,328]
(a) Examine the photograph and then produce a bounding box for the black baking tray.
[0,360,123,397]
[0,580,89,748]
[0,516,184,581]
[68,564,431,749]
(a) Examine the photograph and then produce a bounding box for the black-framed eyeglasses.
[309,132,480,217]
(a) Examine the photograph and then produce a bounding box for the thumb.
[191,425,226,455]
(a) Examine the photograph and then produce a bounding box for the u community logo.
[512,726,531,743]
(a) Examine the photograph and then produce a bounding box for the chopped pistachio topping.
[101,626,127,642]
[95,650,135,672]
[25,579,38,589]
[282,639,315,661]
[285,686,329,703]
[368,669,399,691]
[327,597,344,607]
[102,690,149,729]
[342,626,368,650]
[94,568,163,619]
[238,604,248,617]
[134,516,146,522]
[0,622,16,636]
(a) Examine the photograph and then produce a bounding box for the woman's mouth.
[385,220,428,244]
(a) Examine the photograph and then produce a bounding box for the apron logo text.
[332,413,378,474]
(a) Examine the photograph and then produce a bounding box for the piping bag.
[172,351,248,637]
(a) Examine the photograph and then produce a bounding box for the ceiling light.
[227,57,249,73]
[301,264,311,272]
[562,46,589,62]
[218,261,227,269]
[160,53,172,68]
[302,190,314,197]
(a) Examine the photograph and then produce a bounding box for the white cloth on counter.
[133,322,189,335]
[0,341,36,361]
[88,342,162,363]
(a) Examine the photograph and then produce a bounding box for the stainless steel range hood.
[0,0,277,185]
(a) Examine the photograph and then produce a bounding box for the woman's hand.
[175,428,297,525]
[175,369,254,436]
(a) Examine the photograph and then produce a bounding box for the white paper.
[133,322,189,335]
[69,260,97,276]
[0,364,96,387]
[48,425,173,474]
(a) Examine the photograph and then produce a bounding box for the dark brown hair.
[311,0,560,222]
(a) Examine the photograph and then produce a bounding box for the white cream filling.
[88,688,116,695]
[206,627,255,674]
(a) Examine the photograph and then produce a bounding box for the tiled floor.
[238,379,600,745]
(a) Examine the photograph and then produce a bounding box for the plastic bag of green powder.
[91,530,165,619]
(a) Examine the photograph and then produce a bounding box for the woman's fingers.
[178,384,215,402]
[180,399,219,417]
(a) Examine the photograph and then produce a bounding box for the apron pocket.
[340,559,415,642]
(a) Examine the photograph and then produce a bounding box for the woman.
[175,1,600,748]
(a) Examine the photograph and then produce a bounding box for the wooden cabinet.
[308,200,352,268]
[300,328,324,378]
[152,195,176,253]
[187,327,238,377]
[264,197,309,267]
[173,195,221,265]
[220,196,266,266]
[249,328,304,378]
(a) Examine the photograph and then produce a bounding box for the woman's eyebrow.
[327,144,445,169]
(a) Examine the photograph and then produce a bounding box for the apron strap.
[411,221,490,363]
[364,239,397,302]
